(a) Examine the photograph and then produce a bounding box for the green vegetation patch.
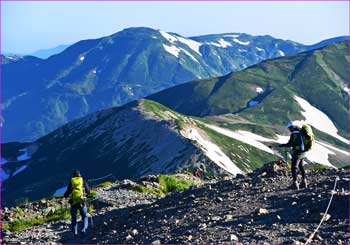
[142,99,178,119]
[132,174,194,196]
[306,164,332,172]
[3,207,70,232]
[158,174,192,193]
[93,181,113,189]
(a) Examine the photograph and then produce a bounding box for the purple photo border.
[0,1,349,245]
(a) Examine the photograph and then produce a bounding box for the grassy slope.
[142,99,277,173]
[150,41,349,138]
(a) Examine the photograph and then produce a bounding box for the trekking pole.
[89,213,94,228]
[267,143,284,160]
[86,198,97,229]
[284,148,288,164]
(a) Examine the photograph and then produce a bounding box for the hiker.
[278,122,308,190]
[193,167,202,178]
[64,170,90,236]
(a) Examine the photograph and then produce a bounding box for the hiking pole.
[86,198,97,229]
[89,213,94,228]
[284,148,288,164]
[267,143,284,160]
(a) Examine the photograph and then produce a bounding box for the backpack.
[300,124,315,151]
[71,177,86,204]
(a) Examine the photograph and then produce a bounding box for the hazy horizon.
[2,1,349,54]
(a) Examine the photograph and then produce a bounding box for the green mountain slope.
[3,27,347,142]
[149,41,349,137]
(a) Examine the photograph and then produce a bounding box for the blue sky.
[2,1,349,54]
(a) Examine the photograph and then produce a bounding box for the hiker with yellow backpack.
[278,122,315,190]
[64,170,90,237]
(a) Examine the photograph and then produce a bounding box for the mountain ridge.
[3,27,348,142]
[149,40,349,136]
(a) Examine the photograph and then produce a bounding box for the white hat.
[287,121,295,128]
[287,121,303,128]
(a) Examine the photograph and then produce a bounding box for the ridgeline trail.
[2,165,349,244]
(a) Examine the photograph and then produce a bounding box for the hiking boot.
[291,181,299,190]
[300,179,308,188]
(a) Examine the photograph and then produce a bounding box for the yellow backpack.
[71,177,86,204]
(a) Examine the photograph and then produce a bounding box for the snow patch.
[54,186,67,197]
[208,42,223,48]
[233,38,250,45]
[17,149,30,161]
[206,126,275,155]
[224,34,239,38]
[184,128,243,175]
[176,36,202,55]
[13,165,28,176]
[218,39,232,48]
[208,38,232,48]
[80,56,85,61]
[278,50,285,56]
[256,47,264,51]
[160,31,202,55]
[180,48,199,63]
[317,141,350,156]
[159,30,178,43]
[92,69,97,74]
[344,87,350,95]
[204,125,341,168]
[294,96,349,144]
[1,158,8,165]
[163,44,180,57]
[304,144,336,168]
[1,169,9,181]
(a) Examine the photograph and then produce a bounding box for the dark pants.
[291,154,306,182]
[70,203,88,234]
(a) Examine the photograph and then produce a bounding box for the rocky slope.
[2,165,349,244]
[1,100,241,206]
[2,97,348,207]
[3,26,348,142]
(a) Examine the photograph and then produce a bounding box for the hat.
[287,121,295,128]
[72,170,81,177]
[287,120,304,128]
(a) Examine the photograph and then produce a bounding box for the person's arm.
[279,133,297,147]
[83,179,91,196]
[64,181,72,198]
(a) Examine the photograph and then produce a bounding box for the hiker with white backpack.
[278,122,315,190]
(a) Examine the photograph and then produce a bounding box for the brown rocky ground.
[2,165,349,244]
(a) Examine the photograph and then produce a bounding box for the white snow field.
[160,31,202,55]
[183,127,243,175]
[205,124,345,168]
[206,125,275,155]
[162,44,180,58]
[294,96,349,145]
[233,38,250,45]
